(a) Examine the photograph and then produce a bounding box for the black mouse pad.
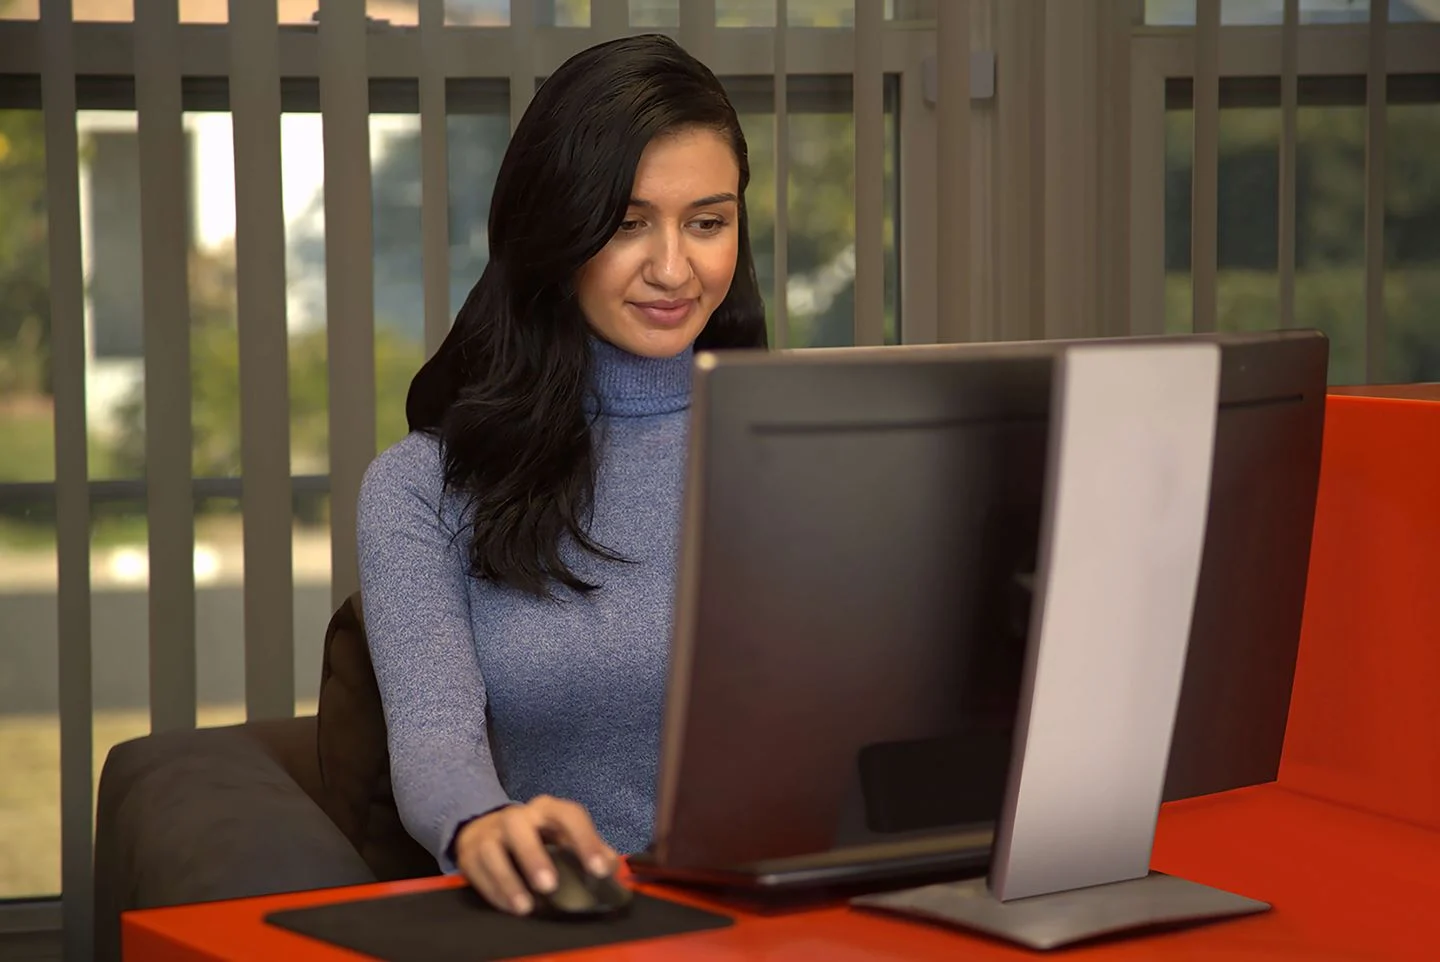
[264,884,734,962]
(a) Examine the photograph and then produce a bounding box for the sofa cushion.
[316,591,438,881]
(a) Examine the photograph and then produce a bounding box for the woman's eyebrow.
[628,192,740,209]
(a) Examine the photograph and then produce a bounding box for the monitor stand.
[854,342,1270,949]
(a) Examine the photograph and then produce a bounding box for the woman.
[356,33,767,916]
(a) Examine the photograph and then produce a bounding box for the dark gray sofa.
[92,593,439,962]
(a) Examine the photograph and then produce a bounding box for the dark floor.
[0,931,61,962]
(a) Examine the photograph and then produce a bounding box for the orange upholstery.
[1279,393,1440,831]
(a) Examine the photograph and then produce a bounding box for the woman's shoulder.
[359,430,447,512]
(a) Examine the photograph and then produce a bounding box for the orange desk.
[123,784,1440,961]
[123,393,1440,961]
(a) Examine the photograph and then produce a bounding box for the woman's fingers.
[530,795,618,876]
[474,833,536,915]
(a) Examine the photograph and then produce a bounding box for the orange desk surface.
[124,783,1439,962]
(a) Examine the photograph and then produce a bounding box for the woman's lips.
[630,299,696,327]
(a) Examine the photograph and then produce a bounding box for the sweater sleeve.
[356,433,513,872]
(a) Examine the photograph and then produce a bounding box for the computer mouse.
[528,842,634,920]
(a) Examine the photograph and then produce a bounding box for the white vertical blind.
[419,0,451,357]
[1191,0,1220,333]
[230,0,295,720]
[135,0,197,733]
[40,2,95,957]
[318,0,377,607]
[1364,0,1388,382]
[853,0,886,346]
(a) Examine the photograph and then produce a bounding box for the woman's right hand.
[452,795,619,915]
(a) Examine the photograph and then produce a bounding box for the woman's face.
[575,127,741,358]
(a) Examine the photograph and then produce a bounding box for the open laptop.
[627,330,1328,892]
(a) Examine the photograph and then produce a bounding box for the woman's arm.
[356,433,512,872]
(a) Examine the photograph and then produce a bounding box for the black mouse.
[526,842,634,920]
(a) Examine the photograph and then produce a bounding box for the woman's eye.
[692,218,725,233]
[618,219,644,233]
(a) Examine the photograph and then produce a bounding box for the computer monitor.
[631,329,1328,892]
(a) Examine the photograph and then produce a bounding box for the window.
[0,40,901,898]
[1163,75,1440,384]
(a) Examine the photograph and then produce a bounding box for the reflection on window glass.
[368,0,418,25]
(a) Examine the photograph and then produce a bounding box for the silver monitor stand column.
[853,342,1271,950]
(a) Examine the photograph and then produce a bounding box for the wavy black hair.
[406,33,767,598]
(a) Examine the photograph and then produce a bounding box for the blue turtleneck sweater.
[356,338,692,870]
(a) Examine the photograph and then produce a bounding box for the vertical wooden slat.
[1278,0,1298,330]
[1096,0,1131,337]
[319,0,375,606]
[772,0,789,349]
[1191,0,1219,333]
[1128,45,1167,335]
[853,0,885,346]
[1363,0,1387,382]
[995,0,1044,341]
[936,0,970,343]
[230,0,294,720]
[679,0,714,62]
[1044,0,1099,340]
[592,0,627,41]
[419,0,450,356]
[135,0,196,733]
[509,0,535,133]
[41,4,95,957]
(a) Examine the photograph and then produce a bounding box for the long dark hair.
[406,33,767,598]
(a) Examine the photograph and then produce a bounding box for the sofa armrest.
[94,723,377,962]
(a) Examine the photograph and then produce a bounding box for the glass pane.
[1384,101,1440,383]
[1164,97,1370,383]
[445,111,509,345]
[0,109,52,485]
[281,114,329,475]
[736,80,900,349]
[78,110,146,481]
[369,113,428,453]
[1149,0,1437,24]
[294,491,331,716]
[195,495,245,728]
[718,0,774,26]
[550,0,590,25]
[277,0,321,22]
[445,0,511,25]
[91,497,150,859]
[0,510,59,899]
[72,0,133,20]
[368,0,418,25]
[178,0,227,22]
[629,0,676,27]
[0,0,39,19]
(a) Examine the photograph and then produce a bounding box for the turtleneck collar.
[586,335,694,417]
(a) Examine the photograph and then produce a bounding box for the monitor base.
[850,871,1269,950]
